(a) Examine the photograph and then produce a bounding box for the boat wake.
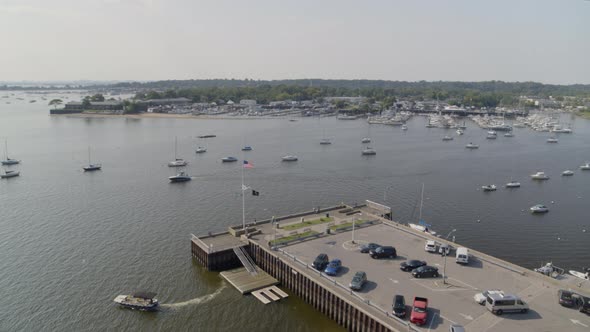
[160,285,226,309]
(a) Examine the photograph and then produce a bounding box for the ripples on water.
[0,96,589,330]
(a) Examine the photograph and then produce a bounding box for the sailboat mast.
[242,159,246,230]
[174,137,178,159]
[4,140,8,159]
[88,147,91,164]
[418,183,425,221]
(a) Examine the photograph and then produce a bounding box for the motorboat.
[481,184,497,192]
[487,131,497,136]
[169,171,191,182]
[456,129,464,135]
[361,147,376,155]
[319,138,332,145]
[401,125,408,131]
[562,170,574,176]
[530,171,549,180]
[282,155,298,162]
[504,132,514,137]
[113,291,159,311]
[197,134,216,138]
[168,158,188,167]
[442,136,453,141]
[241,146,253,151]
[0,170,20,178]
[530,204,549,213]
[546,136,558,143]
[486,133,497,139]
[222,156,238,162]
[465,143,479,149]
[569,269,590,281]
[361,137,371,143]
[195,147,207,153]
[505,181,521,188]
[580,162,590,170]
[534,262,564,278]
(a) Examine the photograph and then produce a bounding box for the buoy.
[551,201,555,204]
[476,219,481,223]
[583,229,587,233]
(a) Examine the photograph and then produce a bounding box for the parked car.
[410,296,428,325]
[324,259,342,276]
[312,253,329,271]
[412,266,439,278]
[474,289,504,305]
[369,246,397,259]
[424,240,437,253]
[449,324,466,332]
[439,243,451,256]
[400,260,427,272]
[360,242,381,253]
[392,295,407,318]
[558,289,577,307]
[349,271,367,291]
[578,295,590,314]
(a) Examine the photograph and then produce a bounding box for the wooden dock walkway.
[220,267,278,294]
[251,286,289,304]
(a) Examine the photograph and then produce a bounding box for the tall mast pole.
[242,155,246,231]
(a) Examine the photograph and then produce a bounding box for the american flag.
[243,160,253,168]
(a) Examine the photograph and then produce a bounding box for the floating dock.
[191,201,590,332]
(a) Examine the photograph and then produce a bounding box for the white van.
[456,247,469,264]
[485,293,529,315]
[424,240,438,253]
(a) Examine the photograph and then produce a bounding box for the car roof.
[330,259,341,264]
[394,295,405,301]
[354,271,366,277]
[316,253,328,258]
[408,260,424,264]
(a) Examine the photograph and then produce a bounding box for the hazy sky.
[1,0,589,83]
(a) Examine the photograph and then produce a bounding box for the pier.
[191,201,590,332]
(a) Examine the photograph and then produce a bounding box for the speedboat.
[83,164,102,172]
[197,134,216,138]
[465,143,479,149]
[505,181,521,188]
[486,134,497,139]
[282,155,298,162]
[195,147,207,153]
[530,204,549,213]
[456,129,464,135]
[442,136,453,141]
[530,171,549,180]
[481,184,497,192]
[546,137,558,143]
[168,158,188,167]
[361,147,376,155]
[562,170,574,176]
[487,131,497,136]
[241,146,253,151]
[0,170,20,178]
[319,138,332,145]
[169,171,191,182]
[580,162,590,170]
[113,291,159,311]
[569,269,590,281]
[222,156,238,163]
[361,137,371,143]
[401,125,408,131]
[504,132,514,137]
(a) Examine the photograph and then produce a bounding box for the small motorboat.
[534,262,564,278]
[361,147,376,155]
[531,171,549,180]
[481,184,497,192]
[465,143,479,149]
[504,132,514,137]
[0,170,20,178]
[282,155,298,162]
[83,164,102,172]
[505,181,521,188]
[361,137,371,143]
[486,134,497,139]
[168,158,188,167]
[169,171,191,182]
[547,136,558,143]
[222,156,238,163]
[580,162,590,170]
[562,170,574,176]
[456,129,464,135]
[487,131,497,136]
[319,138,332,145]
[401,125,408,131]
[569,269,590,281]
[113,291,159,311]
[195,147,207,153]
[442,136,453,141]
[241,146,253,151]
[530,204,549,213]
[197,134,216,138]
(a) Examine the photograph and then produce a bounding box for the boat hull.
[169,177,191,182]
[1,171,20,178]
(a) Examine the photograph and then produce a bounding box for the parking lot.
[282,222,590,331]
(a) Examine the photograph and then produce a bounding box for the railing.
[276,248,420,332]
[233,247,258,275]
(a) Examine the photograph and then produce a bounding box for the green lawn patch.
[280,217,334,231]
[270,230,319,246]
[330,220,373,231]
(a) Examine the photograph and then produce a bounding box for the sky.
[0,0,589,84]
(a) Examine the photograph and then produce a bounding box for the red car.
[410,297,428,325]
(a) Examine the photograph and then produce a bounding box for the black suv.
[392,295,407,318]
[400,260,427,272]
[312,253,329,271]
[369,246,397,259]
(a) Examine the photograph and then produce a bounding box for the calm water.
[1,92,589,331]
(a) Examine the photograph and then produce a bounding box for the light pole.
[442,229,457,285]
[352,213,361,244]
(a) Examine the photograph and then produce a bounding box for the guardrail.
[276,248,420,332]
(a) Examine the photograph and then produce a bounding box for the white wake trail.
[161,284,227,309]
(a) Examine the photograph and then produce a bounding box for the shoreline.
[54,112,293,120]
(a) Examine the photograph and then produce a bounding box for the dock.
[191,201,590,332]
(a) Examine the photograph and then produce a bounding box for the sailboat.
[168,137,188,167]
[320,128,332,145]
[1,140,20,165]
[1,169,20,178]
[408,184,436,235]
[83,147,102,171]
[361,124,371,143]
